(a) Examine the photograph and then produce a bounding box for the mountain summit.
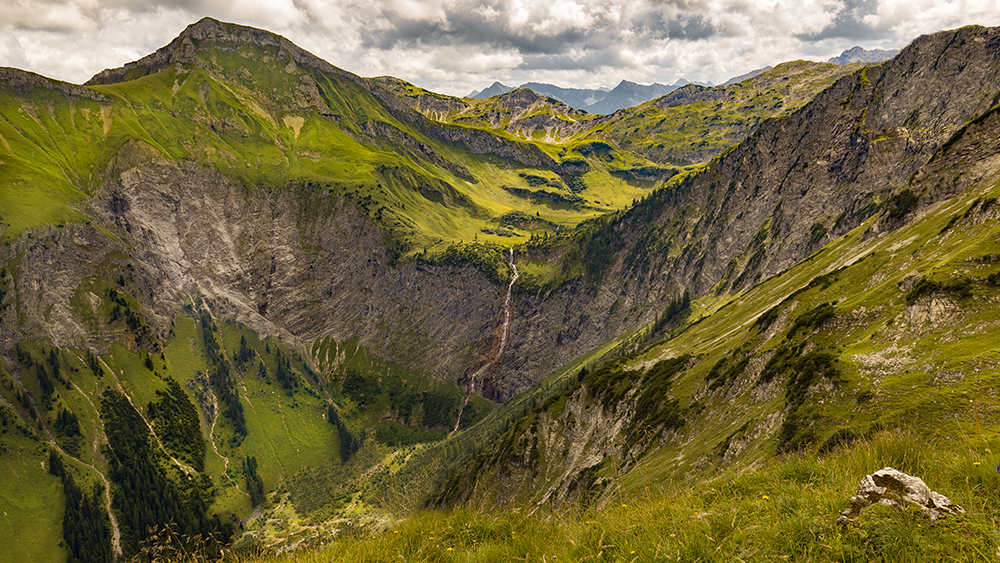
[828,45,899,64]
[87,17,352,87]
[468,78,701,113]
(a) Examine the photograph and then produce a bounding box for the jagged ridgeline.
[6,15,1000,562]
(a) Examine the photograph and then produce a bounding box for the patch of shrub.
[342,368,382,408]
[808,221,827,247]
[705,354,751,391]
[886,189,918,220]
[376,420,446,447]
[905,276,972,304]
[787,302,836,336]
[651,290,691,335]
[754,305,781,332]
[566,175,588,193]
[481,227,518,237]
[434,241,512,284]
[497,211,534,228]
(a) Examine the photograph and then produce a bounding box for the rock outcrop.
[837,467,965,524]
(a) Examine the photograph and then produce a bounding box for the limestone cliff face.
[1,143,502,382]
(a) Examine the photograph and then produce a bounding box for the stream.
[452,248,518,434]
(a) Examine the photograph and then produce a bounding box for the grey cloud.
[665,14,717,41]
[358,3,608,56]
[631,9,719,41]
[2,0,998,97]
[2,0,194,31]
[794,0,891,42]
[517,48,636,73]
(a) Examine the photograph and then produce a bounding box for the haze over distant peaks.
[720,66,774,87]
[828,45,899,65]
[518,82,608,110]
[467,81,515,99]
[467,78,707,114]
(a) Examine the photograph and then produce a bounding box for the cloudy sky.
[1,0,999,96]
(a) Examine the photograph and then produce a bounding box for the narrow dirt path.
[200,302,254,497]
[18,353,124,557]
[67,377,123,557]
[206,387,249,499]
[100,358,196,476]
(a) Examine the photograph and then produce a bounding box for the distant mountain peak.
[720,66,773,87]
[466,78,707,113]
[468,81,514,99]
[828,46,899,65]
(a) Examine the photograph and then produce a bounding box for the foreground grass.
[203,428,1000,562]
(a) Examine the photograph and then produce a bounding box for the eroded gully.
[452,248,518,434]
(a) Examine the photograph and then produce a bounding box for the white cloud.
[219,0,307,29]
[864,0,1000,38]
[529,1,594,35]
[0,0,998,95]
[0,0,98,31]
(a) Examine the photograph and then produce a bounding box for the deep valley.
[3,17,1000,563]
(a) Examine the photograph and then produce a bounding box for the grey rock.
[837,467,965,524]
[829,46,899,65]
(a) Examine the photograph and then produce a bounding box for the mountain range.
[468,46,897,115]
[468,78,702,114]
[2,16,1000,563]
[828,45,900,64]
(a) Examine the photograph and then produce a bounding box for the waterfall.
[452,247,518,434]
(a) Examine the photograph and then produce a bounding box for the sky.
[1,0,999,96]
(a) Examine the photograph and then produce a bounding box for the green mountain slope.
[484,25,1000,403]
[384,60,863,169]
[586,59,866,165]
[0,18,655,252]
[404,24,1000,511]
[0,17,682,562]
[7,16,1000,563]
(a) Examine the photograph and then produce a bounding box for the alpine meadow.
[6,16,1000,563]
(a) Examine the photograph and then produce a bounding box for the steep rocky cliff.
[484,26,1000,400]
[1,141,504,380]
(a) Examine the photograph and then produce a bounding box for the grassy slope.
[372,76,599,139]
[240,430,999,562]
[0,23,930,562]
[0,305,350,562]
[586,60,866,165]
[386,61,864,170]
[0,84,107,236]
[625,179,1000,484]
[0,44,652,252]
[0,436,64,563]
[161,313,342,517]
